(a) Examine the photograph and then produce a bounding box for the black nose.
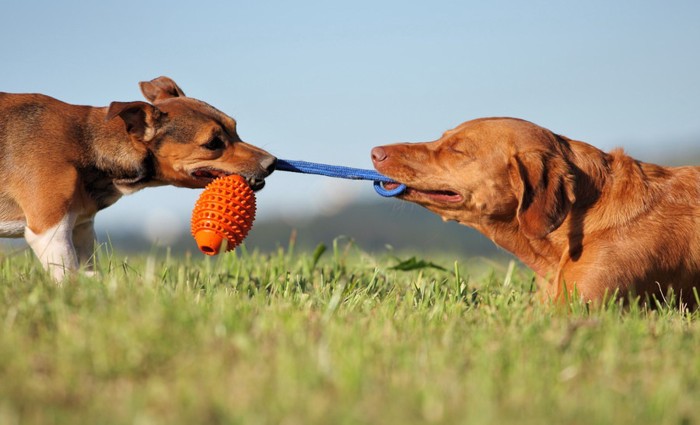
[261,156,277,175]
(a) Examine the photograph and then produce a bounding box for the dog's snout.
[260,156,277,175]
[371,147,388,164]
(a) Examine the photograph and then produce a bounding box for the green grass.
[1,241,699,425]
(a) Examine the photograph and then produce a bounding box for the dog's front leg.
[73,217,97,276]
[24,212,79,281]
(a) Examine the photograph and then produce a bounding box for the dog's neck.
[569,143,672,233]
[477,220,565,279]
[86,108,162,193]
[480,140,674,280]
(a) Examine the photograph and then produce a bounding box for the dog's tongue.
[381,182,402,191]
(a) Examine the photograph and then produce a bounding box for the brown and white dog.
[0,76,276,280]
[372,117,700,307]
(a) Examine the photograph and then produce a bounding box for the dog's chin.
[382,182,463,205]
[189,168,266,191]
[248,179,266,191]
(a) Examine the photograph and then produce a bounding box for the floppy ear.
[105,101,162,143]
[509,151,575,239]
[139,76,186,103]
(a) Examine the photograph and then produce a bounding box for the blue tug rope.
[276,159,407,197]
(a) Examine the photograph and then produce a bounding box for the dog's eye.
[448,146,466,155]
[203,137,225,151]
[446,144,474,160]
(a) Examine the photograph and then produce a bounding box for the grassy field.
[1,240,699,425]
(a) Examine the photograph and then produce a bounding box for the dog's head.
[106,76,276,191]
[372,118,575,239]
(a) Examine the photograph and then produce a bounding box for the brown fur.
[372,117,700,307]
[0,76,276,277]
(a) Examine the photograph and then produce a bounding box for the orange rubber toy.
[191,174,256,255]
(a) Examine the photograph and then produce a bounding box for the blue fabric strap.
[276,159,407,197]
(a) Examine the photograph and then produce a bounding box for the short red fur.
[372,117,700,307]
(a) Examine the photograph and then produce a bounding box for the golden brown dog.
[372,117,700,306]
[0,76,276,280]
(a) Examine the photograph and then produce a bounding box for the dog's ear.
[139,76,186,103]
[106,101,162,143]
[509,151,575,239]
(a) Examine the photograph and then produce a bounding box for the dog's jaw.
[378,173,464,206]
[113,178,162,195]
[382,182,463,204]
[188,168,267,191]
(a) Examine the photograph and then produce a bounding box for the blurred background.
[1,1,699,255]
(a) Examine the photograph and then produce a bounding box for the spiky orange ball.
[191,174,256,255]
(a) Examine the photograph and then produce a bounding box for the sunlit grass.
[1,242,698,424]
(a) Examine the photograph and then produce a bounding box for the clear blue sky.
[2,1,699,240]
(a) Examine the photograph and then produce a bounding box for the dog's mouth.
[191,168,229,180]
[382,182,463,203]
[190,168,266,191]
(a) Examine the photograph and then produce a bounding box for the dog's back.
[0,93,91,236]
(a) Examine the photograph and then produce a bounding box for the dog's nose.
[371,147,387,163]
[260,156,277,175]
